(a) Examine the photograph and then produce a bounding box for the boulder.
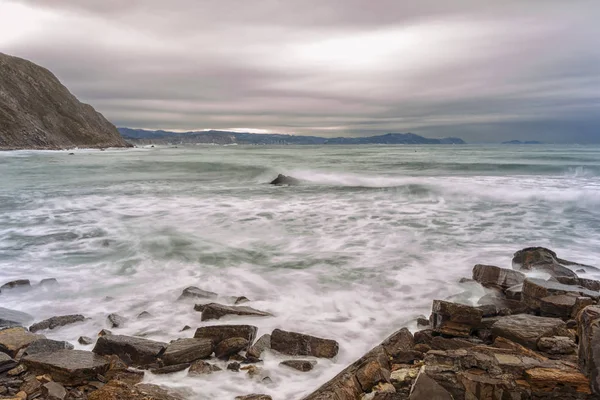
[215,337,249,359]
[0,280,31,290]
[188,360,221,376]
[409,368,453,400]
[22,349,110,385]
[0,307,34,328]
[0,352,17,373]
[539,294,577,319]
[472,264,525,290]
[29,315,85,333]
[42,381,66,400]
[78,336,94,345]
[107,313,126,328]
[577,305,600,394]
[430,336,477,351]
[0,327,45,357]
[381,328,415,361]
[280,360,316,372]
[246,333,271,359]
[521,278,600,312]
[430,300,483,337]
[93,335,167,366]
[491,314,569,350]
[524,367,591,394]
[161,338,213,365]
[270,174,301,186]
[505,284,523,301]
[193,325,257,345]
[88,380,184,400]
[512,247,579,278]
[199,303,272,321]
[23,339,74,355]
[177,286,217,301]
[537,336,577,355]
[271,329,339,358]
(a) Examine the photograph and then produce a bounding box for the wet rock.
[491,314,569,350]
[104,366,145,385]
[8,363,27,375]
[475,304,498,318]
[0,280,31,291]
[270,174,301,186]
[29,314,85,333]
[98,329,112,337]
[430,336,477,351]
[194,325,257,346]
[524,367,591,394]
[477,293,528,315]
[235,395,272,400]
[0,308,34,328]
[413,329,433,345]
[199,303,273,321]
[505,283,523,301]
[215,337,249,359]
[87,380,184,400]
[573,297,595,319]
[180,325,191,332]
[271,329,339,358]
[150,363,191,375]
[20,375,42,397]
[246,333,271,359]
[430,300,483,337]
[231,296,250,305]
[539,294,577,319]
[78,336,93,345]
[537,336,576,355]
[513,247,581,278]
[42,381,66,400]
[23,339,74,355]
[39,278,58,287]
[93,335,167,367]
[577,305,600,394]
[356,359,391,392]
[0,327,45,357]
[22,349,110,385]
[416,317,429,327]
[107,313,126,328]
[161,338,213,365]
[188,360,221,376]
[408,368,453,400]
[227,361,241,372]
[521,277,600,312]
[381,328,415,362]
[137,311,151,319]
[0,353,17,373]
[280,360,316,372]
[177,286,217,301]
[472,264,525,290]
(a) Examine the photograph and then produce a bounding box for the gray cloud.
[2,0,600,142]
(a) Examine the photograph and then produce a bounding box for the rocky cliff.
[0,53,128,150]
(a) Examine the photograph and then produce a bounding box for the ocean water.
[1,144,600,399]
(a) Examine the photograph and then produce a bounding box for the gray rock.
[539,294,577,319]
[29,315,86,333]
[39,278,58,287]
[78,336,94,345]
[137,311,151,319]
[505,284,523,301]
[577,305,600,395]
[491,314,569,350]
[271,329,339,358]
[477,293,527,315]
[0,53,129,150]
[235,395,272,400]
[194,325,257,344]
[22,349,110,385]
[280,359,316,372]
[24,339,74,355]
[93,335,167,366]
[0,279,31,290]
[42,381,67,400]
[215,337,249,359]
[150,363,191,375]
[161,338,213,365]
[537,336,577,355]
[0,307,34,328]
[188,360,221,376]
[177,286,217,301]
[107,313,126,328]
[521,278,600,312]
[199,303,273,321]
[409,369,453,400]
[512,247,582,278]
[246,334,271,359]
[0,352,17,373]
[270,174,301,185]
[430,300,483,337]
[472,264,525,290]
[0,327,45,357]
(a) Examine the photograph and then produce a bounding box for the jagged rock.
[537,336,577,354]
[246,333,271,359]
[235,395,272,400]
[416,317,429,327]
[161,338,212,365]
[215,337,249,359]
[270,174,301,186]
[524,367,591,394]
[178,286,217,301]
[430,300,483,337]
[0,353,17,373]
[88,380,184,400]
[413,329,433,345]
[150,363,191,375]
[0,327,44,357]
[280,360,316,372]
[477,293,527,315]
[93,335,167,366]
[29,315,85,333]
[491,314,569,350]
[505,283,523,301]
[194,325,257,345]
[107,313,126,328]
[22,349,110,385]
[103,358,145,385]
[20,375,42,397]
[513,247,584,278]
[577,305,600,394]
[0,280,31,291]
[188,360,221,376]
[42,381,66,400]
[234,296,250,305]
[78,336,94,345]
[23,339,74,355]
[227,361,241,371]
[8,362,27,375]
[381,328,415,362]
[539,294,577,319]
[430,336,477,351]
[0,53,129,150]
[472,264,525,290]
[0,308,34,328]
[522,278,600,312]
[199,303,272,321]
[271,329,339,358]
[409,368,453,400]
[573,297,595,319]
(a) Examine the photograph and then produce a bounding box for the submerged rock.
[188,360,221,376]
[269,174,301,186]
[22,349,110,385]
[280,359,316,372]
[0,307,34,328]
[0,279,31,291]
[513,247,582,278]
[93,335,167,366]
[107,313,126,328]
[199,303,273,321]
[271,329,339,358]
[177,286,217,301]
[150,363,191,375]
[29,314,85,333]
[78,336,94,345]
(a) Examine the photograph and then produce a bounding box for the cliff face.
[0,53,128,150]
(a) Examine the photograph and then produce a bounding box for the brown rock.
[188,360,221,376]
[539,294,577,319]
[177,286,217,301]
[235,395,272,400]
[537,336,576,355]
[29,315,85,333]
[92,335,167,366]
[505,283,523,301]
[430,336,477,351]
[246,334,270,359]
[0,327,44,357]
[161,338,212,365]
[409,369,453,400]
[199,303,272,321]
[0,352,17,373]
[42,381,66,400]
[0,280,31,290]
[578,305,600,394]
[381,328,415,361]
[280,359,316,372]
[271,329,339,358]
[491,314,569,350]
[194,325,257,344]
[215,337,249,359]
[524,367,591,394]
[512,247,580,278]
[107,313,126,328]
[88,380,184,400]
[356,359,391,392]
[477,293,527,315]
[104,366,145,385]
[521,277,600,312]
[22,349,110,385]
[430,300,483,337]
[573,297,595,319]
[150,363,190,375]
[413,330,433,345]
[78,336,94,345]
[472,264,525,290]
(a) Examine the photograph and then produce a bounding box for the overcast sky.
[1,1,599,142]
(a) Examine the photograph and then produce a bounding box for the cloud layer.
[2,0,599,142]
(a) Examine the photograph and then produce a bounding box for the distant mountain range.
[118,128,466,145]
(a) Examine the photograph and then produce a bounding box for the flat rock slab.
[22,349,110,385]
[24,339,74,355]
[472,264,525,290]
[0,352,17,373]
[0,327,45,357]
[430,300,483,337]
[280,359,316,372]
[88,380,185,400]
[0,307,34,328]
[246,333,271,359]
[522,278,600,311]
[161,338,213,365]
[271,329,339,358]
[215,337,249,359]
[539,294,577,318]
[491,314,568,350]
[178,286,217,301]
[93,335,167,366]
[194,325,257,344]
[524,367,591,394]
[199,303,272,321]
[29,315,85,333]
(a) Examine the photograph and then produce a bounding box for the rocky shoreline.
[1,247,600,399]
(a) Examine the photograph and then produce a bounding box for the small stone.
[8,364,27,376]
[181,325,191,332]
[246,334,271,359]
[42,381,66,400]
[271,329,339,358]
[227,361,240,372]
[29,315,85,333]
[188,360,221,376]
[98,329,112,337]
[36,374,52,383]
[215,337,249,359]
[280,360,316,372]
[234,296,251,305]
[200,303,272,321]
[78,336,93,345]
[137,311,151,319]
[16,390,27,399]
[178,286,217,301]
[240,364,261,377]
[107,313,126,328]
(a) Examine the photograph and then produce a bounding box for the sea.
[1,144,599,399]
